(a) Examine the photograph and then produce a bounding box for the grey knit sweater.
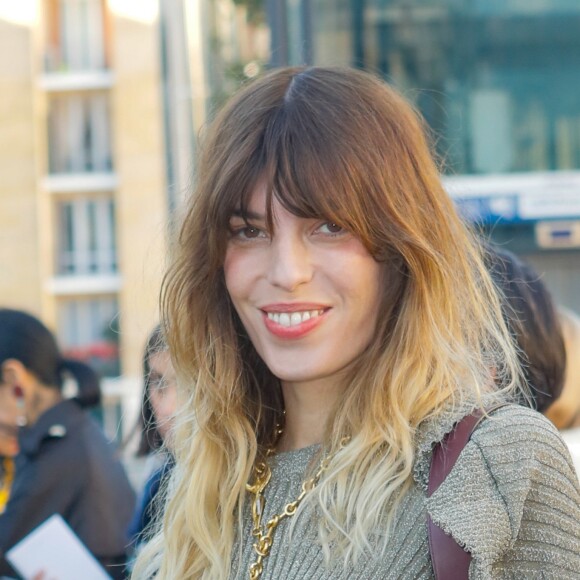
[231,405,580,579]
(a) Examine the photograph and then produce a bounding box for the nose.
[267,233,313,292]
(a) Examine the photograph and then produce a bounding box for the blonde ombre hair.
[133,67,522,578]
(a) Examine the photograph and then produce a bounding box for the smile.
[260,304,329,339]
[266,310,324,327]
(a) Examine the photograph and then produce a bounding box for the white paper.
[6,514,111,580]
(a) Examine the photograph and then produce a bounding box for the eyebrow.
[230,209,265,221]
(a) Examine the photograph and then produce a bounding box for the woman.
[127,325,177,551]
[134,67,580,579]
[0,309,135,579]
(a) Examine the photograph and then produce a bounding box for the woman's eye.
[240,226,263,239]
[229,223,266,241]
[317,222,344,235]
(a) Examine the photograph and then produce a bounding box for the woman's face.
[224,186,383,390]
[148,350,178,446]
[0,386,19,457]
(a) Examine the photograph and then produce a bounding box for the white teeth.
[290,312,302,326]
[266,309,324,327]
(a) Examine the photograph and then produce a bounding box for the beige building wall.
[110,5,168,377]
[0,15,41,314]
[0,2,170,440]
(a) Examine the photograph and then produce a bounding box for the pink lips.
[261,303,329,339]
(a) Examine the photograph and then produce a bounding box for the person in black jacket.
[0,309,135,579]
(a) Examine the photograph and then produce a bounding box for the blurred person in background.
[485,248,580,477]
[0,309,135,580]
[0,386,19,514]
[127,325,176,557]
[485,245,567,413]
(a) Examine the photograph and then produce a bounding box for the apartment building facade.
[0,0,268,439]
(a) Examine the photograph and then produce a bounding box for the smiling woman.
[133,67,580,579]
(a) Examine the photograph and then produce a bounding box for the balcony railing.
[58,249,118,276]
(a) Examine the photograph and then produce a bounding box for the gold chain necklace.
[0,457,15,514]
[245,432,350,580]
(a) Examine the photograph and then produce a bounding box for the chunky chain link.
[246,435,350,579]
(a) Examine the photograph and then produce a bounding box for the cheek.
[340,253,383,308]
[224,247,257,307]
[223,248,242,299]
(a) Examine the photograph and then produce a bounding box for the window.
[45,0,108,72]
[57,197,117,275]
[48,92,113,174]
[304,0,580,174]
[58,296,120,377]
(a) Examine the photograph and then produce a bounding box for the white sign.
[520,191,580,220]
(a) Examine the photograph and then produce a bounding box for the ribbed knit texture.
[230,405,580,579]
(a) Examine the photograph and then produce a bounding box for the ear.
[1,359,30,388]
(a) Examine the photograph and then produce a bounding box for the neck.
[28,386,63,425]
[277,378,342,452]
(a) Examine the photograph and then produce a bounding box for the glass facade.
[286,0,580,176]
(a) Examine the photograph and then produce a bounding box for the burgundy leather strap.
[426,409,484,580]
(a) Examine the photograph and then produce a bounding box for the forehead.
[234,186,329,234]
[243,183,268,213]
[232,179,329,223]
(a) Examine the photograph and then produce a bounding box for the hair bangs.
[253,102,382,254]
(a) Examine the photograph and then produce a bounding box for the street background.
[0,0,579,479]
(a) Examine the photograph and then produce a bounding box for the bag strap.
[427,404,507,579]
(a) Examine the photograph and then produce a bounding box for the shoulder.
[21,404,109,480]
[468,405,580,528]
[470,404,577,483]
[427,404,580,571]
[463,408,580,575]
[474,403,560,436]
[17,423,87,492]
[469,405,580,513]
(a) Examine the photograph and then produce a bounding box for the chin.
[268,366,328,384]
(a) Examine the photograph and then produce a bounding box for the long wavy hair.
[133,66,522,578]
